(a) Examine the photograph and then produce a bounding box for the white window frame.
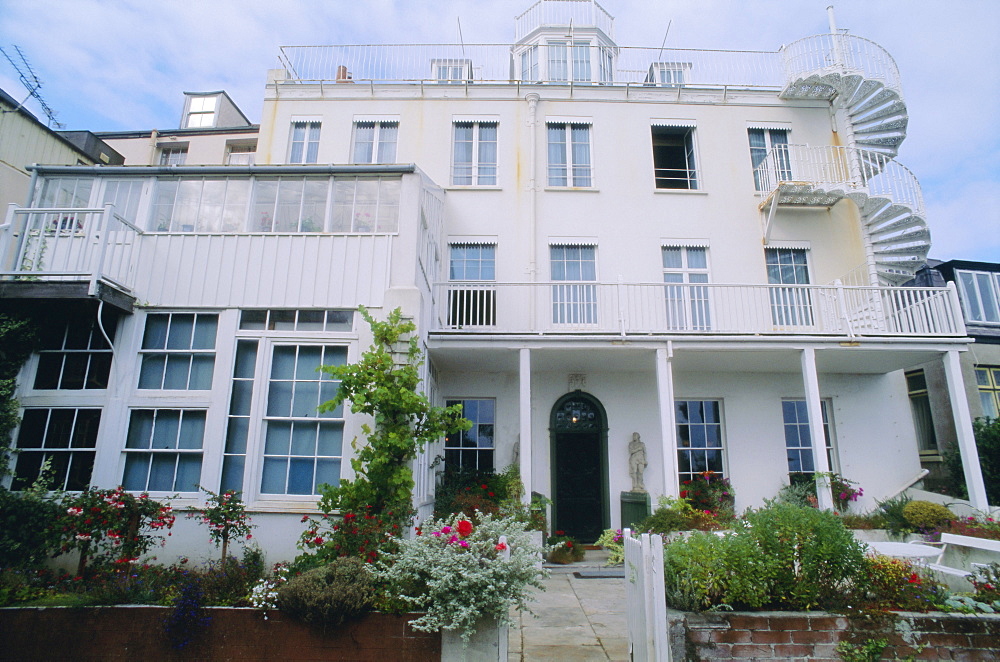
[288,120,321,164]
[766,247,813,327]
[519,45,539,82]
[651,123,699,190]
[10,407,101,491]
[546,39,592,82]
[351,120,399,165]
[447,243,497,327]
[443,398,496,472]
[976,366,1000,419]
[433,58,472,84]
[186,96,217,128]
[158,145,188,166]
[646,62,692,87]
[956,269,1000,324]
[137,312,219,391]
[451,120,498,186]
[546,121,593,188]
[121,408,207,493]
[749,127,791,192]
[662,245,711,331]
[675,399,726,484]
[906,370,939,454]
[782,399,837,475]
[550,244,598,325]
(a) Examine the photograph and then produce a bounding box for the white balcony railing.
[514,0,615,41]
[754,144,925,215]
[431,282,965,337]
[0,204,143,294]
[277,44,783,89]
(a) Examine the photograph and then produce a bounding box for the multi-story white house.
[1,1,990,559]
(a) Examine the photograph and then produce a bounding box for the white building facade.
[1,1,989,559]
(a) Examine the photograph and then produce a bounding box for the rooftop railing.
[514,0,615,41]
[277,44,784,88]
[781,33,902,96]
[431,281,965,338]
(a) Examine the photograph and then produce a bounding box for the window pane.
[261,458,287,493]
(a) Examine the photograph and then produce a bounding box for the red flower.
[488,492,495,497]
[908,573,921,584]
[456,519,473,537]
[481,484,488,489]
[495,542,507,551]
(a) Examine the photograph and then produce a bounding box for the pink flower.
[459,541,470,548]
[448,535,459,544]
[440,526,451,534]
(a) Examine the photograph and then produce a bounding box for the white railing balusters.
[431,282,962,338]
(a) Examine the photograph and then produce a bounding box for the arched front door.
[550,392,609,543]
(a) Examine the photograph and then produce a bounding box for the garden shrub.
[595,529,624,565]
[0,486,62,568]
[679,471,735,520]
[433,467,506,519]
[662,503,867,611]
[875,494,912,536]
[940,515,1000,541]
[857,555,948,611]
[296,505,400,570]
[639,495,718,534]
[277,557,374,628]
[967,562,1000,604]
[376,512,545,642]
[944,417,1000,504]
[902,500,953,531]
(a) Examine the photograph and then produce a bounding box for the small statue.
[628,432,647,492]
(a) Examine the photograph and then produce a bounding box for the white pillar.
[519,347,532,505]
[801,347,834,509]
[943,350,989,510]
[655,345,678,498]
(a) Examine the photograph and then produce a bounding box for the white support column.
[801,347,834,509]
[519,347,533,505]
[655,345,678,499]
[943,350,990,510]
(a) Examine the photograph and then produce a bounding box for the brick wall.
[668,610,1000,661]
[0,606,440,661]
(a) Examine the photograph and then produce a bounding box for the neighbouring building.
[905,259,1000,489]
[0,1,990,561]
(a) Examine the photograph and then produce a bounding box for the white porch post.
[801,347,834,509]
[943,350,989,510]
[655,345,678,498]
[519,347,533,505]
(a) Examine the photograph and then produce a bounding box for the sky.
[1,0,998,263]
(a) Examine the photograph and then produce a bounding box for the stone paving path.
[508,550,629,661]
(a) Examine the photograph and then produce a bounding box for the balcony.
[431,282,966,338]
[0,205,142,311]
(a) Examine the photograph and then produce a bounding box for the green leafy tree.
[315,307,470,529]
[944,417,1000,504]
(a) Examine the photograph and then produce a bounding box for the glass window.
[260,345,346,495]
[676,400,725,483]
[906,370,938,453]
[551,245,597,324]
[186,96,217,128]
[221,340,259,492]
[766,248,813,326]
[138,313,218,390]
[976,366,1000,419]
[520,46,538,82]
[434,59,471,83]
[122,409,205,492]
[956,270,1000,324]
[652,126,698,190]
[38,177,94,208]
[782,399,835,475]
[238,309,353,332]
[331,177,400,232]
[352,121,398,164]
[11,408,100,491]
[546,40,591,82]
[749,129,791,191]
[547,123,592,187]
[250,177,328,232]
[662,246,710,331]
[33,313,117,390]
[452,122,498,186]
[150,178,250,232]
[159,147,188,166]
[101,179,143,224]
[645,62,692,87]
[288,121,321,164]
[444,399,495,472]
[447,245,496,327]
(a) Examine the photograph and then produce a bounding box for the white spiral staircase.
[772,34,930,285]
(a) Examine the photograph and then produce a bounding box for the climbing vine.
[0,312,39,478]
[315,306,469,527]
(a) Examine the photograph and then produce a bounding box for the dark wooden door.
[554,431,604,542]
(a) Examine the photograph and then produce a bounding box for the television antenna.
[1,45,64,128]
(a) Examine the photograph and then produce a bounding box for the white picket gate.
[624,530,670,661]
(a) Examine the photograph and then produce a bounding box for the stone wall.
[0,606,440,661]
[668,610,1000,661]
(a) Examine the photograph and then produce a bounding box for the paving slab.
[508,549,628,661]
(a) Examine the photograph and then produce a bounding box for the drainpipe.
[525,93,540,316]
[147,129,159,164]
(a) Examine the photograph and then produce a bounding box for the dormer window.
[646,62,692,87]
[956,269,1000,324]
[186,95,217,128]
[433,58,472,84]
[547,40,591,82]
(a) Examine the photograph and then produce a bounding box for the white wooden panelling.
[131,234,392,308]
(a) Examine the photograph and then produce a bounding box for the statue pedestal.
[620,491,651,531]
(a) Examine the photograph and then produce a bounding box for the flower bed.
[0,606,440,661]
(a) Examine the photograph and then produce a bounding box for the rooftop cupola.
[512,0,618,84]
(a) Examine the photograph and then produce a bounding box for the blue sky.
[2,0,997,262]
